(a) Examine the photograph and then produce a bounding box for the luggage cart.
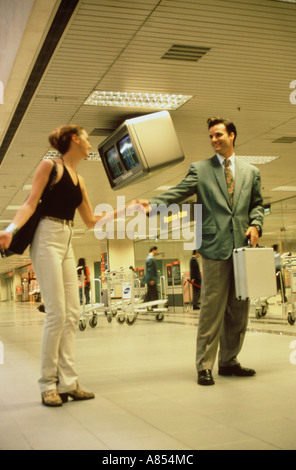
[251,267,290,321]
[78,276,107,331]
[252,297,270,319]
[104,266,139,325]
[281,255,296,326]
[104,267,168,325]
[132,275,168,322]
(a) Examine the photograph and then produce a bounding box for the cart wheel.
[79,319,87,331]
[288,312,295,325]
[126,315,136,325]
[89,316,98,328]
[107,314,112,323]
[116,315,126,324]
[261,305,268,317]
[255,308,262,319]
[156,313,164,322]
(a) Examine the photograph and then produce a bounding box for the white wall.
[0,0,34,88]
[108,239,135,271]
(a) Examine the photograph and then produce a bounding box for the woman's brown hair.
[48,124,84,154]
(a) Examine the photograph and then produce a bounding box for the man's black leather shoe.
[218,364,256,377]
[198,369,215,386]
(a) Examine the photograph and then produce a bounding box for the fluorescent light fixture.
[6,206,22,210]
[271,186,296,191]
[45,150,60,158]
[87,152,101,161]
[72,229,89,236]
[84,91,193,110]
[237,156,279,164]
[155,185,175,191]
[44,150,101,161]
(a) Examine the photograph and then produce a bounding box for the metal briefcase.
[233,247,277,300]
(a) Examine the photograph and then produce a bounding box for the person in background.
[190,251,202,310]
[145,246,158,303]
[0,124,124,407]
[77,257,91,305]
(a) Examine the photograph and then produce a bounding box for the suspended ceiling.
[1,0,296,274]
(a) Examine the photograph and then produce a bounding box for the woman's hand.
[127,199,151,214]
[0,231,12,250]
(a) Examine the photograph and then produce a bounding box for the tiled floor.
[1,294,296,450]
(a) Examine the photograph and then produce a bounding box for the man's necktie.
[224,158,234,207]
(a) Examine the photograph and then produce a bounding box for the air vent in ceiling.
[162,44,210,62]
[272,137,296,143]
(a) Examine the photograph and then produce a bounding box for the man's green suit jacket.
[149,155,264,260]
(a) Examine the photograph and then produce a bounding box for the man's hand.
[245,226,259,246]
[127,199,151,214]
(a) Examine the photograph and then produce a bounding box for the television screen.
[118,135,140,171]
[98,111,184,190]
[105,146,124,179]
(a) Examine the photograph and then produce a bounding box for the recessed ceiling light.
[44,150,101,161]
[271,186,296,191]
[155,185,175,191]
[6,206,22,210]
[84,91,193,110]
[237,156,279,164]
[87,152,101,161]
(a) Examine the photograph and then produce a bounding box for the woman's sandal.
[41,389,63,407]
[60,384,95,403]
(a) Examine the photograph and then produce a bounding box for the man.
[190,251,201,309]
[145,246,158,303]
[140,117,264,386]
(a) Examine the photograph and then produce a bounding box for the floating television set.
[98,111,184,190]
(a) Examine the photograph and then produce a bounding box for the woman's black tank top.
[41,164,83,220]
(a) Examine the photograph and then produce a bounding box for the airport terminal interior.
[1,0,296,451]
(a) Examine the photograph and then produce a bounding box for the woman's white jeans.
[30,218,80,393]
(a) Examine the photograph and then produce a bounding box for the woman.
[0,125,113,407]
